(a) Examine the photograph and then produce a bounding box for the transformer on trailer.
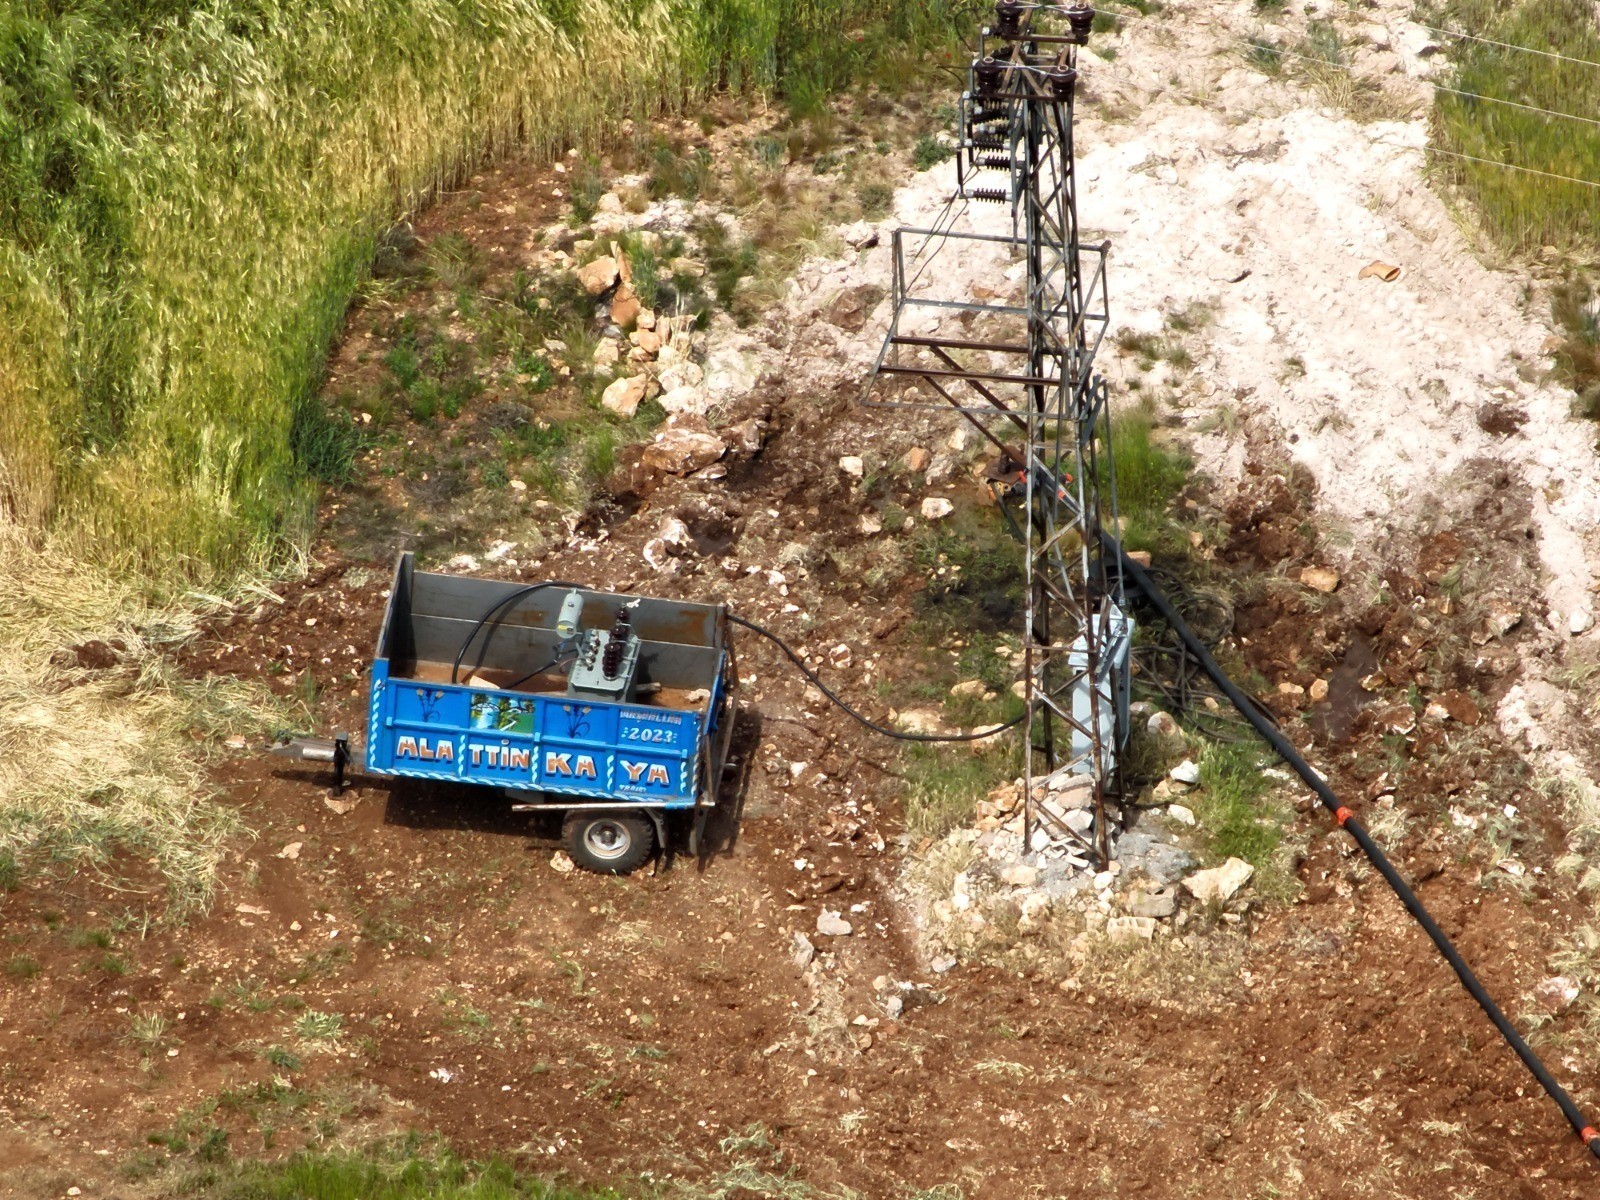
[863,1,1132,864]
[361,552,738,873]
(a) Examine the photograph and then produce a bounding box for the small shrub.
[295,1010,343,1042]
[856,180,895,219]
[128,1011,168,1053]
[5,955,40,981]
[263,1045,301,1071]
[0,849,19,892]
[912,135,953,171]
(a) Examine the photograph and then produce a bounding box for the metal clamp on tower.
[862,2,1132,866]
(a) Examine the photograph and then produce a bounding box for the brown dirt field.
[4,151,1600,1200]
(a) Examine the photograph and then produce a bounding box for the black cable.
[727,613,1025,744]
[504,650,576,693]
[1106,530,1600,1163]
[450,580,586,685]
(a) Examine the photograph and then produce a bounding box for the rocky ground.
[5,2,1600,1198]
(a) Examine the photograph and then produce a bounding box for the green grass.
[187,1146,624,1199]
[1192,741,1296,899]
[0,0,976,584]
[1430,0,1600,255]
[1104,402,1192,554]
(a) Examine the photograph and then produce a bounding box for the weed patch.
[1430,0,1600,254]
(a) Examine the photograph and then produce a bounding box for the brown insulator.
[1067,5,1096,45]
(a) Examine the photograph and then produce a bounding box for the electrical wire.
[1240,38,1600,131]
[1410,21,1600,71]
[450,580,586,685]
[1376,138,1600,191]
[727,613,1026,743]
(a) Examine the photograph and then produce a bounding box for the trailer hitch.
[268,732,351,794]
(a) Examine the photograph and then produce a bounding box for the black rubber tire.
[562,811,656,875]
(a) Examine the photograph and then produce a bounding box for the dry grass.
[0,521,295,913]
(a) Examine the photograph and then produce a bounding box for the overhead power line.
[1240,38,1600,132]
[1410,22,1600,71]
[1376,139,1600,191]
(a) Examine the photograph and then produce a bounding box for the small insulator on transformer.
[1067,5,1096,45]
[1049,66,1079,99]
[995,1,1026,38]
[974,56,1004,97]
[602,610,631,678]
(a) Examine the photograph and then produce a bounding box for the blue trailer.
[356,552,738,872]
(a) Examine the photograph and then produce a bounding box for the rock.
[550,850,576,874]
[950,680,987,698]
[642,417,725,474]
[1309,678,1330,703]
[1572,610,1595,635]
[931,955,958,973]
[1126,550,1152,567]
[633,329,663,356]
[1106,915,1157,944]
[636,308,656,331]
[817,909,853,937]
[1430,689,1481,726]
[839,455,865,478]
[829,644,853,669]
[860,513,882,535]
[610,285,641,328]
[1166,803,1196,826]
[896,708,949,735]
[668,256,706,278]
[1045,771,1095,809]
[1181,857,1254,906]
[1169,759,1200,786]
[593,339,621,367]
[601,374,646,418]
[657,361,704,393]
[1063,809,1095,835]
[1300,566,1340,593]
[1488,602,1522,636]
[1147,710,1181,739]
[1017,892,1053,934]
[723,418,766,455]
[446,553,480,572]
[823,284,884,332]
[839,220,880,249]
[324,794,358,816]
[576,255,619,294]
[921,497,954,521]
[596,191,623,214]
[793,931,816,970]
[1000,864,1039,888]
[1532,974,1580,1015]
[1126,889,1178,919]
[925,453,957,485]
[658,385,710,416]
[276,842,302,861]
[642,517,690,571]
[904,447,931,473]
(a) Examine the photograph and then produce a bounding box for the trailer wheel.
[563,811,655,875]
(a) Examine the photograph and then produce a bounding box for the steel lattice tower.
[864,1,1131,864]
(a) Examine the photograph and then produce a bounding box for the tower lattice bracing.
[863,1,1132,865]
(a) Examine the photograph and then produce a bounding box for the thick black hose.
[1108,532,1600,1162]
[727,613,1025,744]
[450,580,586,685]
